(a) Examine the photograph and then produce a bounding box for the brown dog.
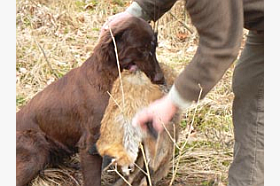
[16,16,164,186]
[95,64,180,186]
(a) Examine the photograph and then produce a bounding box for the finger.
[132,116,141,127]
[138,109,154,126]
[132,112,147,130]
[132,109,153,129]
[153,118,164,133]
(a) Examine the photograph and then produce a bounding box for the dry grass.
[16,0,244,185]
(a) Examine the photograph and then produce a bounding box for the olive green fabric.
[229,31,264,186]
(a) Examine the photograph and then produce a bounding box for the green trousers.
[228,31,264,186]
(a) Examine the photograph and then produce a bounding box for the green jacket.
[127,0,263,108]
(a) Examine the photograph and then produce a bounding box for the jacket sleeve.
[133,0,177,21]
[173,0,244,103]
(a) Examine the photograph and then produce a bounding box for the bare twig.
[108,26,125,109]
[34,40,60,79]
[107,163,132,186]
[43,169,80,186]
[139,142,153,186]
[133,162,148,176]
[169,84,203,186]
[168,12,194,34]
[172,123,176,184]
[161,120,180,149]
[106,91,123,112]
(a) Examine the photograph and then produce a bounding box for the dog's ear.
[100,28,129,50]
[97,23,130,65]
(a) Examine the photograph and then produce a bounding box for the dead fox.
[94,64,180,185]
[95,69,162,171]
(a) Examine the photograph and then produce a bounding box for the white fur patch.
[115,115,145,164]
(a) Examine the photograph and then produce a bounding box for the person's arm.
[128,0,243,106]
[173,0,244,104]
[126,0,177,21]
[133,0,244,132]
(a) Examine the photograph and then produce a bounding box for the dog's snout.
[153,72,165,85]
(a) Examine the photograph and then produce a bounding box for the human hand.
[132,95,178,133]
[100,12,134,37]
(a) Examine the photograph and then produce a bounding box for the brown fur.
[16,16,164,186]
[96,64,180,185]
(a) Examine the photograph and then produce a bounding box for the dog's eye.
[138,47,147,53]
[138,47,150,58]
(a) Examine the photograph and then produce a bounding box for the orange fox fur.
[96,63,180,185]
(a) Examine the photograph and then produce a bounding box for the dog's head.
[98,16,165,84]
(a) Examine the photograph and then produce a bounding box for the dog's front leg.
[79,148,102,186]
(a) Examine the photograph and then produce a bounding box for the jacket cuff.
[168,85,192,110]
[125,2,151,21]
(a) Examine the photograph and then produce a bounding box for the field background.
[16,0,248,185]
